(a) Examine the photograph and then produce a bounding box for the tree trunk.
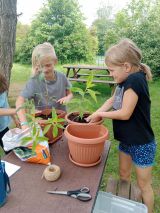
[0,0,17,85]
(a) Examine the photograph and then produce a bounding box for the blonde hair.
[32,42,57,76]
[105,38,152,80]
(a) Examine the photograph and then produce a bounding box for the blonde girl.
[86,39,156,213]
[16,42,73,129]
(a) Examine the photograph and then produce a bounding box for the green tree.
[103,0,160,77]
[121,0,160,77]
[92,5,113,55]
[14,22,30,62]
[16,0,98,64]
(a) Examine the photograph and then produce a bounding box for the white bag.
[2,128,32,151]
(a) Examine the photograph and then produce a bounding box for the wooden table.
[63,65,116,86]
[1,137,111,213]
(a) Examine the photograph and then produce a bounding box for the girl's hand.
[12,115,21,128]
[14,119,21,128]
[21,125,29,130]
[85,112,101,123]
[57,96,70,104]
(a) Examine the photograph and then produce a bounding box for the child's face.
[40,58,56,77]
[107,63,130,84]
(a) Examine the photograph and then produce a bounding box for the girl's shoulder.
[127,71,145,82]
[0,91,7,98]
[56,70,66,77]
[56,71,68,82]
[124,71,146,87]
[123,71,147,95]
[0,92,7,105]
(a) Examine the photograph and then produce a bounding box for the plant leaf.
[71,87,84,97]
[86,74,95,89]
[37,137,48,142]
[57,118,65,122]
[21,137,33,145]
[79,111,83,119]
[53,126,58,138]
[51,108,57,120]
[32,140,37,152]
[0,146,5,157]
[43,124,52,135]
[56,123,64,129]
[87,89,97,102]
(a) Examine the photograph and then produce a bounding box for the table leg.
[66,68,70,77]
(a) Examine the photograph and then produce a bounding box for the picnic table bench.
[63,65,116,87]
[2,137,111,213]
[106,177,142,202]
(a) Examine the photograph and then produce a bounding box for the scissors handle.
[80,186,90,193]
[67,186,90,196]
[71,193,92,202]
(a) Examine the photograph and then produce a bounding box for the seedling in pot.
[42,108,65,139]
[21,113,48,153]
[68,73,99,123]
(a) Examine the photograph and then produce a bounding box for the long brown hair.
[0,73,8,93]
[105,38,152,80]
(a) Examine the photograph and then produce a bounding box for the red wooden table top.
[2,137,110,213]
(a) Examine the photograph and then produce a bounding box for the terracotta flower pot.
[65,111,103,125]
[64,124,109,167]
[35,109,66,144]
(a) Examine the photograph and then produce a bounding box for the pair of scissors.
[47,186,92,202]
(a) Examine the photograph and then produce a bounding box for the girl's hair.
[32,42,57,76]
[105,38,152,80]
[0,73,8,93]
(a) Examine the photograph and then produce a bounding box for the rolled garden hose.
[42,164,61,181]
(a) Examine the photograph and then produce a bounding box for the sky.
[17,0,130,26]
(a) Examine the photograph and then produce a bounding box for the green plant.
[68,73,100,119]
[0,146,5,158]
[22,100,65,142]
[21,113,48,153]
[42,108,65,138]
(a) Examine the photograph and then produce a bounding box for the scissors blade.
[47,190,67,195]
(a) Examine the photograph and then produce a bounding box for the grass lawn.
[9,63,160,212]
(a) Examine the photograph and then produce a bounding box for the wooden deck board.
[106,177,142,202]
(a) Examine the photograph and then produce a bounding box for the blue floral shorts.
[119,141,157,168]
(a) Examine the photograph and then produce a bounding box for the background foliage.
[15,0,98,64]
[15,0,160,77]
[92,0,160,77]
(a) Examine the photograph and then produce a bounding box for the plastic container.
[93,191,148,213]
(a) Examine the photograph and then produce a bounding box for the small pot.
[64,124,109,167]
[65,111,103,125]
[35,109,66,144]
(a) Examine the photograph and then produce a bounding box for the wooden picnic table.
[63,65,116,86]
[2,136,111,213]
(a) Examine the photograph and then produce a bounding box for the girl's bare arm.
[97,88,138,120]
[16,96,29,129]
[0,108,16,116]
[87,88,138,122]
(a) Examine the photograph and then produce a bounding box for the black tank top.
[113,71,154,145]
